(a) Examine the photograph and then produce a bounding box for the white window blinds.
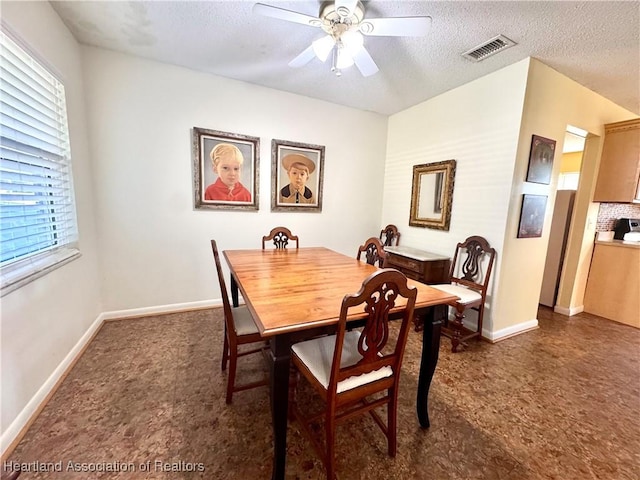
[0,30,79,293]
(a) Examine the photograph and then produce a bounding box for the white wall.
[384,57,636,338]
[1,2,102,448]
[80,47,389,312]
[383,60,530,336]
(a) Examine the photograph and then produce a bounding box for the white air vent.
[462,35,516,62]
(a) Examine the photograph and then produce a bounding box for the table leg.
[269,334,291,480]
[416,304,444,428]
[230,274,239,308]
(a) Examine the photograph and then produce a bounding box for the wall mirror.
[409,160,456,230]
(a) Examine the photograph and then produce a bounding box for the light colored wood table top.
[224,247,458,336]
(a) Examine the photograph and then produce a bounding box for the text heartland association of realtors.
[3,460,206,473]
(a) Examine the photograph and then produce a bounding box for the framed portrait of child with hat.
[271,139,325,212]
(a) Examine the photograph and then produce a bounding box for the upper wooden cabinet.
[593,118,640,203]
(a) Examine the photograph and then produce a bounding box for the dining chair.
[431,235,496,352]
[379,224,400,247]
[356,236,387,267]
[290,268,417,480]
[262,226,299,249]
[211,240,268,403]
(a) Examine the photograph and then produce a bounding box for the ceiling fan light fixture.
[341,30,364,55]
[330,43,355,76]
[336,47,354,69]
[312,35,336,62]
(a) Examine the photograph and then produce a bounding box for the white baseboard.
[440,314,538,343]
[553,305,584,316]
[483,319,539,342]
[1,298,222,458]
[101,299,222,320]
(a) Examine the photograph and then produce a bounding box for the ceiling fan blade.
[312,35,336,62]
[359,16,432,36]
[351,46,379,77]
[252,3,321,27]
[288,45,316,68]
[334,0,358,17]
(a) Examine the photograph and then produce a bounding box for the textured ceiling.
[50,0,640,116]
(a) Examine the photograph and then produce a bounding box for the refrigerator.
[539,190,576,307]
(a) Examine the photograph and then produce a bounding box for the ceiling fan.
[253,0,432,77]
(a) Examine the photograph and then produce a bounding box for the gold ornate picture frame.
[409,160,456,230]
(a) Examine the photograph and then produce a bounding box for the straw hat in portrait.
[282,153,316,174]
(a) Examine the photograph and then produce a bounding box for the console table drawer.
[385,247,450,285]
[392,266,422,281]
[384,246,451,332]
[387,254,420,272]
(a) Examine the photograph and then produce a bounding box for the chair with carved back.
[290,269,417,480]
[379,224,400,247]
[356,237,387,267]
[432,235,496,352]
[211,240,268,403]
[262,226,299,249]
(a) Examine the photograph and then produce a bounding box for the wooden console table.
[385,246,451,332]
[384,246,450,284]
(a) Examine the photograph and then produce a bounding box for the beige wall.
[1,1,102,450]
[498,59,636,324]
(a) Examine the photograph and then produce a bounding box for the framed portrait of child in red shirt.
[192,127,260,211]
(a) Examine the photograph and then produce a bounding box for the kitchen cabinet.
[584,241,640,328]
[593,118,640,203]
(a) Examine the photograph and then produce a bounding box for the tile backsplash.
[596,203,640,231]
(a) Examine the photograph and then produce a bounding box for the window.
[0,30,79,295]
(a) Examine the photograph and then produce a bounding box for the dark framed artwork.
[192,127,259,211]
[271,139,325,212]
[526,135,556,184]
[517,194,548,238]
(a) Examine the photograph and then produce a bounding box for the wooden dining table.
[223,247,458,480]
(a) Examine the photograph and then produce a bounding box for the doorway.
[539,126,586,307]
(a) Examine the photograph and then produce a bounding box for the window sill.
[1,248,82,298]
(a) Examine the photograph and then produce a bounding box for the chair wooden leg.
[221,329,229,371]
[388,388,397,457]
[288,364,299,421]
[412,312,424,332]
[451,305,465,353]
[325,413,336,480]
[477,304,485,339]
[226,344,238,404]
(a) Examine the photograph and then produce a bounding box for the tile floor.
[4,306,639,479]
